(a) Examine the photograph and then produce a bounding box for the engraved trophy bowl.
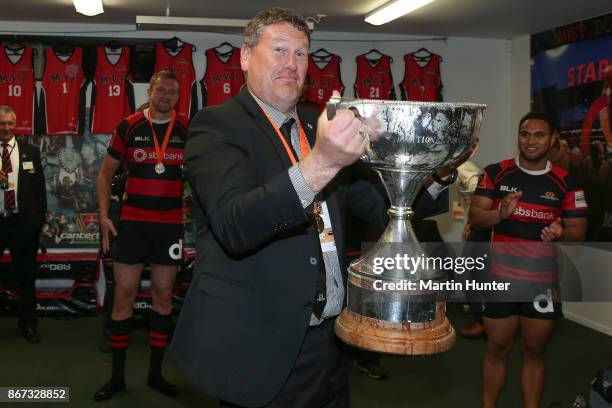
[327,96,486,355]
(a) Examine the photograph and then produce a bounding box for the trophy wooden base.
[334,304,455,355]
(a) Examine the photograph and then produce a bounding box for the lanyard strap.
[254,101,319,216]
[147,109,176,165]
[256,103,310,165]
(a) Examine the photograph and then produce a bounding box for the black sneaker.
[93,377,126,401]
[147,374,178,397]
[18,324,41,344]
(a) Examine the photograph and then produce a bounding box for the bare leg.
[520,317,554,408]
[111,262,144,320]
[482,316,519,408]
[149,264,179,315]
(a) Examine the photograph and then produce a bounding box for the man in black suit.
[167,8,453,407]
[0,105,46,343]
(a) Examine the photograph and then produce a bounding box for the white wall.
[510,35,531,138]
[558,245,612,336]
[434,35,530,242]
[431,36,514,242]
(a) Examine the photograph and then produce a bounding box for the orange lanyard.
[147,109,176,165]
[255,101,319,216]
[257,104,310,165]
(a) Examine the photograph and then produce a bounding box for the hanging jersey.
[400,53,443,102]
[154,42,197,120]
[304,54,344,111]
[475,158,588,282]
[40,47,86,135]
[354,54,395,100]
[0,46,36,135]
[201,47,244,106]
[90,45,134,134]
[107,111,188,224]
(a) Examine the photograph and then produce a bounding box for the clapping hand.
[540,217,562,242]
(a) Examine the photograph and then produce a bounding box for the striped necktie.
[2,143,15,211]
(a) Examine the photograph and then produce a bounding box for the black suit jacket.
[167,88,446,406]
[14,140,46,229]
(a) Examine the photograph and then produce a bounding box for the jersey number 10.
[8,84,22,97]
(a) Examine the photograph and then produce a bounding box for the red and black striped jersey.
[154,42,197,120]
[107,111,188,224]
[0,46,36,135]
[475,158,588,282]
[354,54,395,100]
[304,54,344,112]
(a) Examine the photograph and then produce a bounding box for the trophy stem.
[374,167,429,243]
[335,166,455,355]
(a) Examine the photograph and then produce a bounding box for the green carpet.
[0,309,610,407]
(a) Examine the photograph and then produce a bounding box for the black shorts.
[112,220,184,266]
[482,300,562,320]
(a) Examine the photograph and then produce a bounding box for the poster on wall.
[23,131,196,250]
[531,12,612,241]
[27,133,109,249]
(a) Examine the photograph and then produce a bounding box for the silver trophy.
[327,96,485,355]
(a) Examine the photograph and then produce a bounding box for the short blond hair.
[0,105,16,118]
[243,8,311,48]
[149,70,180,89]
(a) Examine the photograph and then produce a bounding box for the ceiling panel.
[0,0,610,39]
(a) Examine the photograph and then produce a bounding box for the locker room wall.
[433,35,529,242]
[0,20,516,170]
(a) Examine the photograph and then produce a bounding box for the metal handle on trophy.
[326,95,341,121]
[326,96,486,355]
[327,95,370,161]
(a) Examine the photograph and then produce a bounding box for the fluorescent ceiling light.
[365,0,435,26]
[136,16,252,33]
[73,0,104,16]
[136,16,315,33]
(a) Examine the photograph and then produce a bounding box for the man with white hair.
[0,105,46,344]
